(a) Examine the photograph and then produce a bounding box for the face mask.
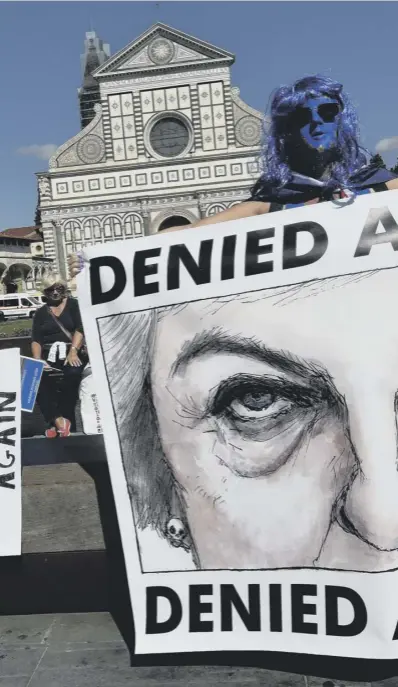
[288,97,341,153]
[44,286,66,306]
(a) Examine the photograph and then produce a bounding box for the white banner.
[78,189,398,669]
[0,348,21,556]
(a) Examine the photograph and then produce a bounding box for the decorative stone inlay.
[148,37,175,65]
[235,116,261,146]
[76,134,106,164]
[53,147,80,168]
[38,177,52,200]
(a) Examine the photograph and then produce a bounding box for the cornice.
[99,59,232,82]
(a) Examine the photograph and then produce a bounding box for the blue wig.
[260,75,368,191]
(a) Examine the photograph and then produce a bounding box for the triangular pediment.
[93,23,234,77]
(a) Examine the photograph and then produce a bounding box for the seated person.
[31,277,85,437]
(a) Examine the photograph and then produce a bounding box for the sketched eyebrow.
[171,326,326,381]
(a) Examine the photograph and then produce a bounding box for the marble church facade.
[38,23,263,277]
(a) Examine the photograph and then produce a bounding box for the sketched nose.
[342,390,398,551]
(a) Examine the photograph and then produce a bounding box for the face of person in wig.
[288,95,340,156]
[150,270,398,571]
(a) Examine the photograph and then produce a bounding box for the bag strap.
[47,306,73,342]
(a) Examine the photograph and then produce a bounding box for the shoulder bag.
[46,306,89,364]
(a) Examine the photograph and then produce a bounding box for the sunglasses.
[44,285,65,295]
[289,102,341,128]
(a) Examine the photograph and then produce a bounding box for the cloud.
[375,137,398,154]
[16,144,58,160]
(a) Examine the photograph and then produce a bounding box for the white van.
[0,293,42,321]
[31,294,47,306]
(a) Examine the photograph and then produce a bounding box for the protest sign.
[78,189,398,675]
[21,356,45,413]
[0,348,21,556]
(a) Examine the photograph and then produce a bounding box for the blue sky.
[1,1,398,229]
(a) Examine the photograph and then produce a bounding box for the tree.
[369,153,386,169]
[390,158,398,174]
[34,188,41,228]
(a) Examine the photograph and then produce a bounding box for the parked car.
[0,293,42,321]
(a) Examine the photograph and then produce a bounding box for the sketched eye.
[209,374,306,427]
[197,370,336,477]
[229,391,292,421]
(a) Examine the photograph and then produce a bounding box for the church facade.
[38,23,263,277]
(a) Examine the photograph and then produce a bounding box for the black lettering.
[134,248,161,297]
[325,586,367,637]
[270,584,283,632]
[0,417,15,423]
[0,393,16,413]
[0,428,15,447]
[0,450,15,469]
[283,222,328,270]
[245,228,274,276]
[392,620,398,640]
[221,235,237,281]
[220,584,260,632]
[167,240,213,291]
[189,584,213,633]
[0,472,14,490]
[90,257,126,305]
[145,586,182,634]
[354,207,398,257]
[291,584,318,635]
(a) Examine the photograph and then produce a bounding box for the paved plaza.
[0,611,396,687]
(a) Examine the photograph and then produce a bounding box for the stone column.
[141,201,151,235]
[197,194,207,219]
[52,220,68,281]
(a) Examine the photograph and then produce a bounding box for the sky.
[1,0,398,229]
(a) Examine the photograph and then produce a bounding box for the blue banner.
[21,357,45,413]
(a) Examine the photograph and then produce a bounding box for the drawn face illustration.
[288,96,340,153]
[150,271,398,571]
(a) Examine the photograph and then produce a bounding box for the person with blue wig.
[68,74,398,275]
[162,74,398,224]
[248,74,398,211]
[184,74,398,223]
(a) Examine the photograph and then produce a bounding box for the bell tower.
[78,31,110,129]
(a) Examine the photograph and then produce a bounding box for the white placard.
[0,348,21,556]
[78,190,398,670]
